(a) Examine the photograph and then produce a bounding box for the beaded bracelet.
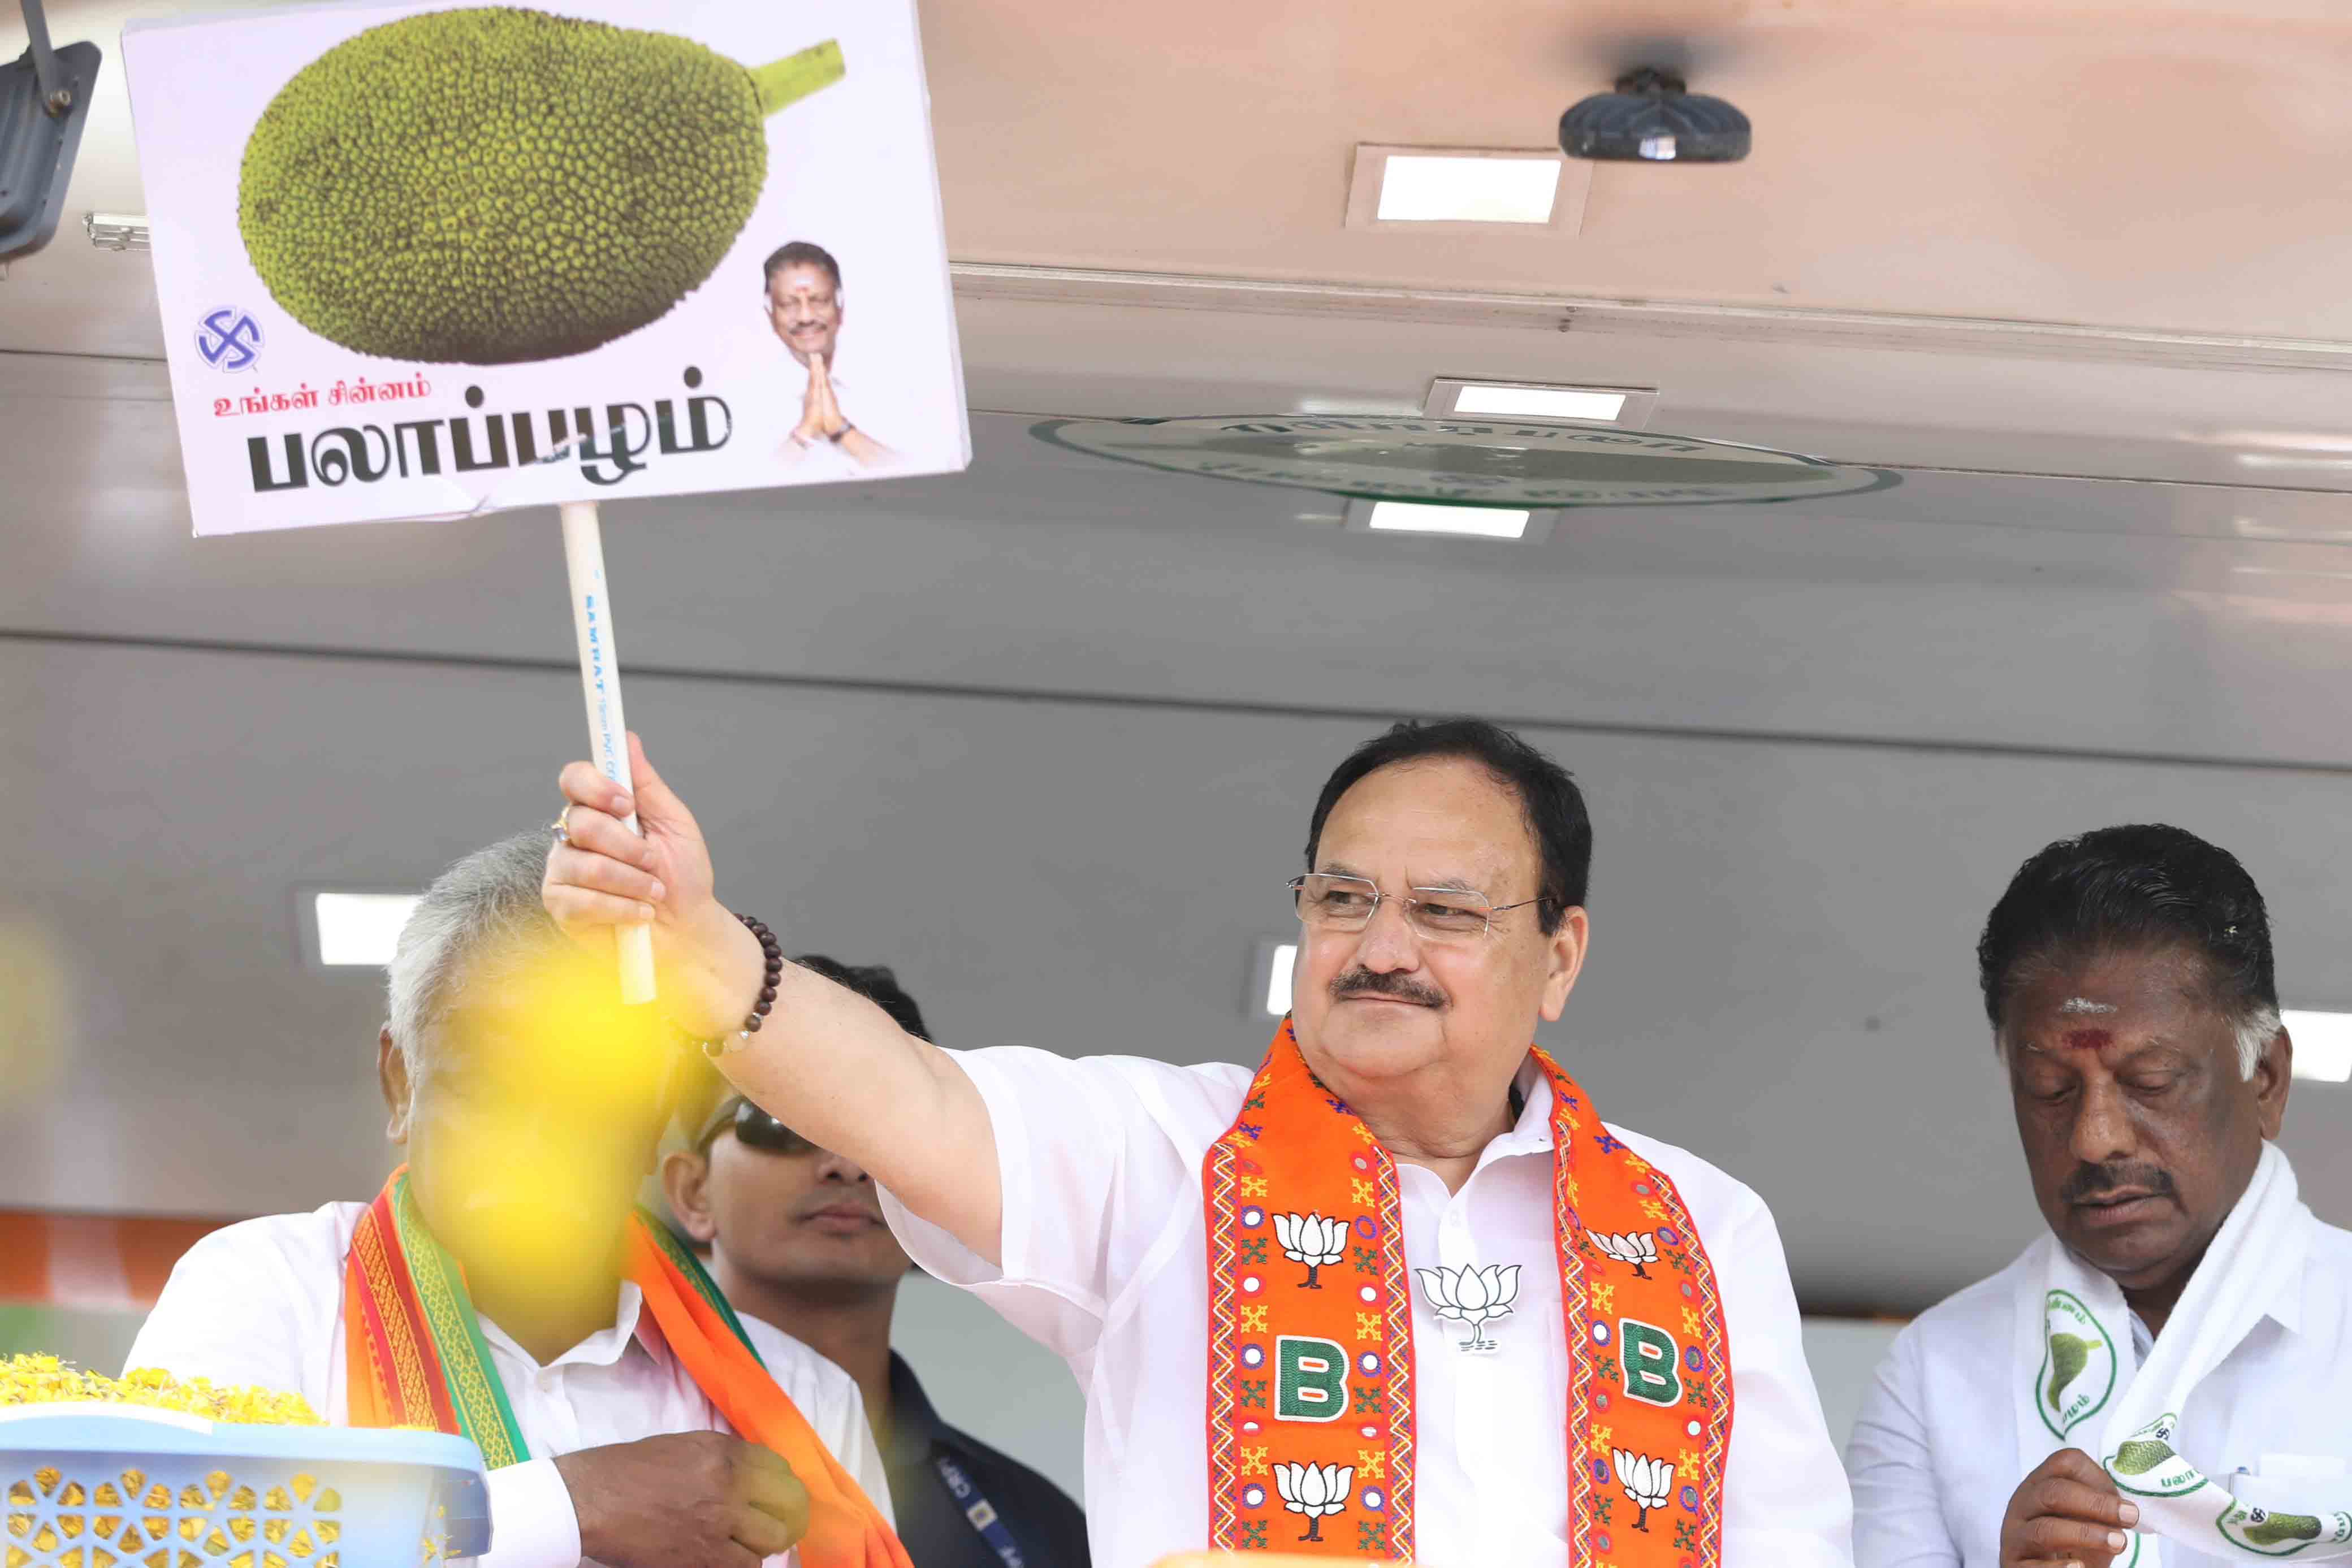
[699,911,784,1060]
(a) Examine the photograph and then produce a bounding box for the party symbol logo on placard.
[195,307,265,373]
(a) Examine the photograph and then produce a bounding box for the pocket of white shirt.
[2230,1454,2347,1512]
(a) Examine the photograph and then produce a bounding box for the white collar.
[474,1280,647,1373]
[2275,1199,2316,1336]
[2181,1164,2315,1338]
[1453,1054,1562,1180]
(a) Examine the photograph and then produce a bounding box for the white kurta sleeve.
[127,1212,586,1568]
[879,1046,1217,1363]
[124,1215,339,1409]
[1848,1327,1963,1568]
[1709,1187,1857,1568]
[476,1459,584,1568]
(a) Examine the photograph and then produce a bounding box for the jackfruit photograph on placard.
[123,0,970,536]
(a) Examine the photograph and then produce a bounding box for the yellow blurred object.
[408,942,685,1297]
[0,920,69,1102]
[0,1357,322,1426]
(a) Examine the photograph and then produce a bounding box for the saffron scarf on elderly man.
[1201,1020,1735,1565]
[343,1166,910,1568]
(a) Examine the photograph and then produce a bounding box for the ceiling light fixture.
[1264,944,1296,1018]
[2282,1010,2352,1083]
[1424,378,1658,428]
[1380,155,1559,223]
[1560,68,1751,163]
[308,890,422,968]
[1344,146,1592,232]
[1247,939,1299,1020]
[1354,499,1537,540]
[2235,453,2352,472]
[1457,385,1624,421]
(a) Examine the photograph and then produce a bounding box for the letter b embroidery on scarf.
[1276,1335,1351,1423]
[1620,1319,1683,1407]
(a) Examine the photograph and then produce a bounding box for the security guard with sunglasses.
[663,956,1090,1568]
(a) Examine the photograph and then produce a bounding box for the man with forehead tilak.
[543,718,1851,1568]
[1849,826,2352,1568]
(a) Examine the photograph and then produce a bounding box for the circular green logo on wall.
[1034,414,1896,508]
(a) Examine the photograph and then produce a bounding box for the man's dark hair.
[794,953,930,1042]
[761,241,841,292]
[1303,718,1591,934]
[1975,824,2277,1038]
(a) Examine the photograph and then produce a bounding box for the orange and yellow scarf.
[344,1167,909,1568]
[1203,1023,1732,1565]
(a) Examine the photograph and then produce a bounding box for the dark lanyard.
[932,1449,1027,1568]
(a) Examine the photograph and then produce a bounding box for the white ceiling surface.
[5,0,2352,1317]
[9,366,2352,771]
[5,636,2348,1315]
[16,0,2352,339]
[9,0,2352,487]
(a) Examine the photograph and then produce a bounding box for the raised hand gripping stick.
[559,500,657,1004]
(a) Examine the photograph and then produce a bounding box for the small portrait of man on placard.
[763,240,896,473]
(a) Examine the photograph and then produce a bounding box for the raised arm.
[542,733,1005,1262]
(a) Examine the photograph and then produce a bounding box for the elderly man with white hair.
[1848,825,2352,1568]
[129,832,903,1568]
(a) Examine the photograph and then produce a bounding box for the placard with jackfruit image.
[122,0,970,536]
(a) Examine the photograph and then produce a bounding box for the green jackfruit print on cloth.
[2010,1144,2352,1565]
[2047,1332,2099,1413]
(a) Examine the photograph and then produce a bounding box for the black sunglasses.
[695,1095,820,1156]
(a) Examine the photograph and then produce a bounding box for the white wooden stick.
[559,500,658,1005]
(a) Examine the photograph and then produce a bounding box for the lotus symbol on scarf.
[1589,1228,1661,1279]
[1273,1211,1348,1289]
[1272,1461,1354,1542]
[1415,1262,1521,1351]
[1612,1448,1676,1532]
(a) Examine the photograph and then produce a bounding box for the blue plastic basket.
[1,1406,488,1568]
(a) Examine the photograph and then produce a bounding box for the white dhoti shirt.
[1848,1184,2352,1568]
[127,1202,892,1568]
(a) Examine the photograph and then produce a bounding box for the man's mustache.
[1330,968,1447,1009]
[2061,1161,2177,1205]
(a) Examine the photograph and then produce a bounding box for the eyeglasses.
[694,1095,820,1157]
[1288,872,1547,943]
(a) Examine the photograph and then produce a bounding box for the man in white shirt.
[541,717,1853,1568]
[130,831,896,1568]
[1848,825,2352,1568]
[762,241,893,474]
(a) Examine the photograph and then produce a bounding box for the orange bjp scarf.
[344,1166,909,1568]
[1203,1022,1733,1566]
